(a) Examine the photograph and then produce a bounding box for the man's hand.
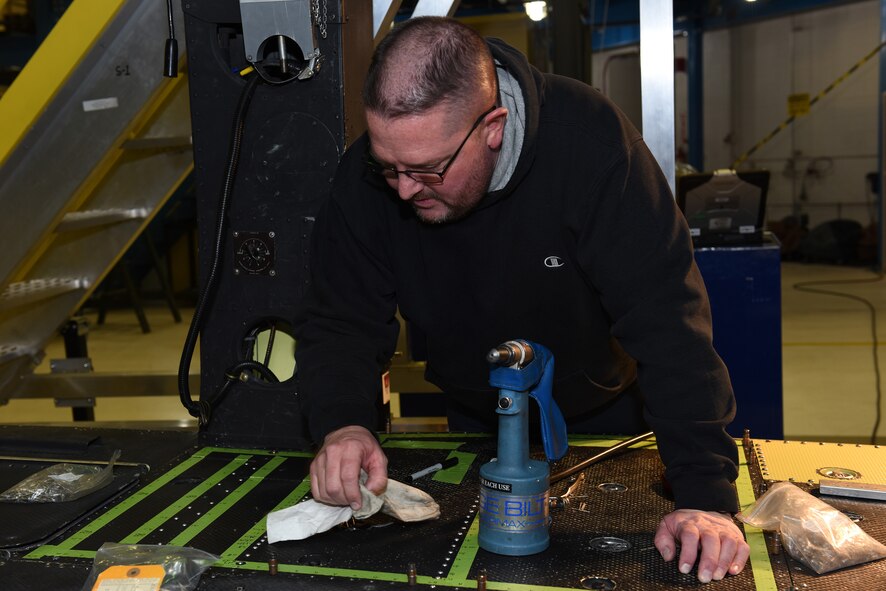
[309,425,388,510]
[654,509,750,583]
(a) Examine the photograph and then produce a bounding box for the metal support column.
[640,0,676,194]
[687,20,703,172]
[879,0,886,270]
[59,318,94,421]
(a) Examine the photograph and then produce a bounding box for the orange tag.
[92,564,165,591]
[381,370,391,404]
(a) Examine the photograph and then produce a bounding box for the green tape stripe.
[434,451,476,485]
[30,450,212,555]
[25,546,97,560]
[222,560,412,582]
[440,513,565,590]
[221,498,624,591]
[568,438,657,450]
[218,560,572,590]
[169,455,287,547]
[383,440,464,450]
[199,446,313,458]
[119,454,252,544]
[735,446,777,591]
[566,434,621,442]
[444,512,480,583]
[482,579,586,590]
[381,432,489,440]
[219,476,313,563]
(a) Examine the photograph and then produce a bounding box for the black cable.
[163,0,178,77]
[226,360,281,384]
[262,324,277,367]
[203,360,280,412]
[793,272,884,444]
[241,320,278,368]
[166,0,175,38]
[178,74,261,425]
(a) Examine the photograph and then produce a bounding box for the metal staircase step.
[56,208,150,233]
[0,278,88,312]
[121,136,193,151]
[0,344,31,364]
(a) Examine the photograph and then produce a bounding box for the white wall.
[706,1,880,230]
[592,49,643,132]
[593,2,880,232]
[590,36,694,174]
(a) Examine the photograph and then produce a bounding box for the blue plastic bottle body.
[478,388,551,555]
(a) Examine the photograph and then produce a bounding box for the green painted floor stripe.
[735,445,778,591]
[382,439,464,450]
[27,450,212,557]
[219,476,313,563]
[169,455,287,547]
[119,454,251,544]
[433,451,475,484]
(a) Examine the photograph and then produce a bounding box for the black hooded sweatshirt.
[294,38,740,513]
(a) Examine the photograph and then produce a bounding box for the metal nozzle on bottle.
[486,340,535,368]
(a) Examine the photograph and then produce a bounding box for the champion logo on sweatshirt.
[544,256,565,268]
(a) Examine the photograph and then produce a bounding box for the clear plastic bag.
[80,543,218,591]
[0,450,121,503]
[737,481,886,574]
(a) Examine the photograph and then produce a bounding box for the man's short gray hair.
[363,17,495,120]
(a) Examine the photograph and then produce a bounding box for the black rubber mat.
[13,441,763,589]
[2,432,885,591]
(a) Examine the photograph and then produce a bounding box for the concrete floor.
[1,261,884,444]
[780,262,885,444]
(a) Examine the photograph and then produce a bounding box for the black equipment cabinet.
[181,0,371,449]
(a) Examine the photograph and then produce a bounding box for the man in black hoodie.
[295,16,749,582]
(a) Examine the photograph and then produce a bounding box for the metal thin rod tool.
[550,431,655,485]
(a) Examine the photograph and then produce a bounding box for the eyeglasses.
[364,104,497,185]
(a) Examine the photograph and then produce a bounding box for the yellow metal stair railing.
[0,0,194,400]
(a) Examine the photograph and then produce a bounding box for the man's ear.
[484,107,508,151]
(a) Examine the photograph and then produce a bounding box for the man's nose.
[395,174,424,201]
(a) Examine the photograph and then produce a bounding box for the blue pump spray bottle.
[478,340,568,556]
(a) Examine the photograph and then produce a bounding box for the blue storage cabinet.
[694,237,783,439]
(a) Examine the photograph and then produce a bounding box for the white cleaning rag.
[266,475,440,544]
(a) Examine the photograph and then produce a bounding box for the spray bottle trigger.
[487,340,568,462]
[527,345,568,461]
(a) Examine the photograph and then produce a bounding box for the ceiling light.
[524,1,547,22]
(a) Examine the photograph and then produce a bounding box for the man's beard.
[412,159,495,224]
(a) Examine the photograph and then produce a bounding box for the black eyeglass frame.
[364,104,497,185]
